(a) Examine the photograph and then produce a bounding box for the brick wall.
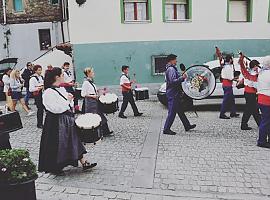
[0,0,63,24]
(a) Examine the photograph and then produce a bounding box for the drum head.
[75,113,101,129]
[181,65,216,100]
[99,93,118,104]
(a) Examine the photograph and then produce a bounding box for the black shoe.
[185,124,196,131]
[104,131,114,137]
[118,114,127,119]
[82,161,97,171]
[230,113,240,118]
[134,112,143,117]
[257,143,270,149]
[219,115,230,119]
[163,130,177,135]
[37,125,43,129]
[241,125,252,130]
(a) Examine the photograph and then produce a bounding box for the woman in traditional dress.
[9,69,34,116]
[38,67,97,175]
[81,67,113,136]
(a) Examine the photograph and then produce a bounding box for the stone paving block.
[117,193,132,200]
[103,191,117,198]
[36,183,53,191]
[65,187,79,194]
[78,188,91,195]
[50,185,66,193]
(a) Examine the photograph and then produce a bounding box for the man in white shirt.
[29,65,44,128]
[118,65,143,119]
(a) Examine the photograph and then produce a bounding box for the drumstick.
[238,51,262,69]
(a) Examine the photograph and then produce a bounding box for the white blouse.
[221,64,234,81]
[120,73,130,86]
[63,69,74,83]
[43,87,74,114]
[81,79,97,97]
[2,74,10,93]
[29,75,44,92]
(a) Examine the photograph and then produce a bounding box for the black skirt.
[38,111,87,173]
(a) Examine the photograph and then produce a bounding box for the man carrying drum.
[163,54,196,135]
[118,65,143,119]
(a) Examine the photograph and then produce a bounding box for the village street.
[5,100,270,200]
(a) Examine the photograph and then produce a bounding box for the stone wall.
[0,0,63,24]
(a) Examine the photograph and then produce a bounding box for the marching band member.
[61,62,79,112]
[239,54,270,149]
[29,65,44,129]
[39,67,97,175]
[2,67,13,110]
[219,55,240,119]
[163,54,196,135]
[240,60,261,130]
[118,65,143,119]
[81,67,113,136]
[10,69,35,116]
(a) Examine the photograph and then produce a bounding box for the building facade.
[0,0,69,68]
[69,0,270,86]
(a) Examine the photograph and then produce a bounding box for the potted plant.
[0,149,38,200]
[76,0,86,6]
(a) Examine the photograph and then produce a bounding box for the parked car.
[157,56,266,106]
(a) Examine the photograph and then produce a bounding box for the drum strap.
[51,88,73,110]
[88,80,97,95]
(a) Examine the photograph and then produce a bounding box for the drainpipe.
[2,0,7,24]
[59,0,65,43]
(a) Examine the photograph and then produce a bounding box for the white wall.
[0,21,69,69]
[69,0,270,44]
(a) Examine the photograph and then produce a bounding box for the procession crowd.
[0,49,270,177]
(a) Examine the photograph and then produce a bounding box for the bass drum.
[181,65,216,100]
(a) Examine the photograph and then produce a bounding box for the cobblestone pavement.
[3,99,270,200]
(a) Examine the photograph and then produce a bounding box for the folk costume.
[38,87,87,174]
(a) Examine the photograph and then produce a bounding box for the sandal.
[82,161,97,171]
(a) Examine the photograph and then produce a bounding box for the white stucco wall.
[68,0,270,44]
[0,21,69,69]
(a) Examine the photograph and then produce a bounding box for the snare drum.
[134,87,149,100]
[98,93,119,114]
[75,113,102,143]
[75,88,83,99]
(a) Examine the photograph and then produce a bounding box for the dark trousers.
[241,92,261,127]
[24,88,31,106]
[119,90,139,115]
[258,104,270,145]
[220,86,236,116]
[164,95,191,131]
[34,93,44,126]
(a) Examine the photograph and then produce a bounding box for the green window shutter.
[13,0,24,12]
[247,0,253,22]
[148,0,152,22]
[188,0,192,20]
[120,0,124,23]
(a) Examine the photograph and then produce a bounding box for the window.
[121,0,152,23]
[50,0,59,4]
[152,55,168,75]
[163,0,192,22]
[227,0,253,22]
[13,0,24,12]
[38,29,51,51]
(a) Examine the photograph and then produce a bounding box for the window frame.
[50,0,59,5]
[151,55,168,76]
[227,0,253,22]
[38,29,52,51]
[13,0,24,13]
[120,0,152,23]
[162,0,192,22]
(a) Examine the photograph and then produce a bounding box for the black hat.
[167,54,177,62]
[249,60,260,69]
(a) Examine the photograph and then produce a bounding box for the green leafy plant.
[0,149,37,185]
